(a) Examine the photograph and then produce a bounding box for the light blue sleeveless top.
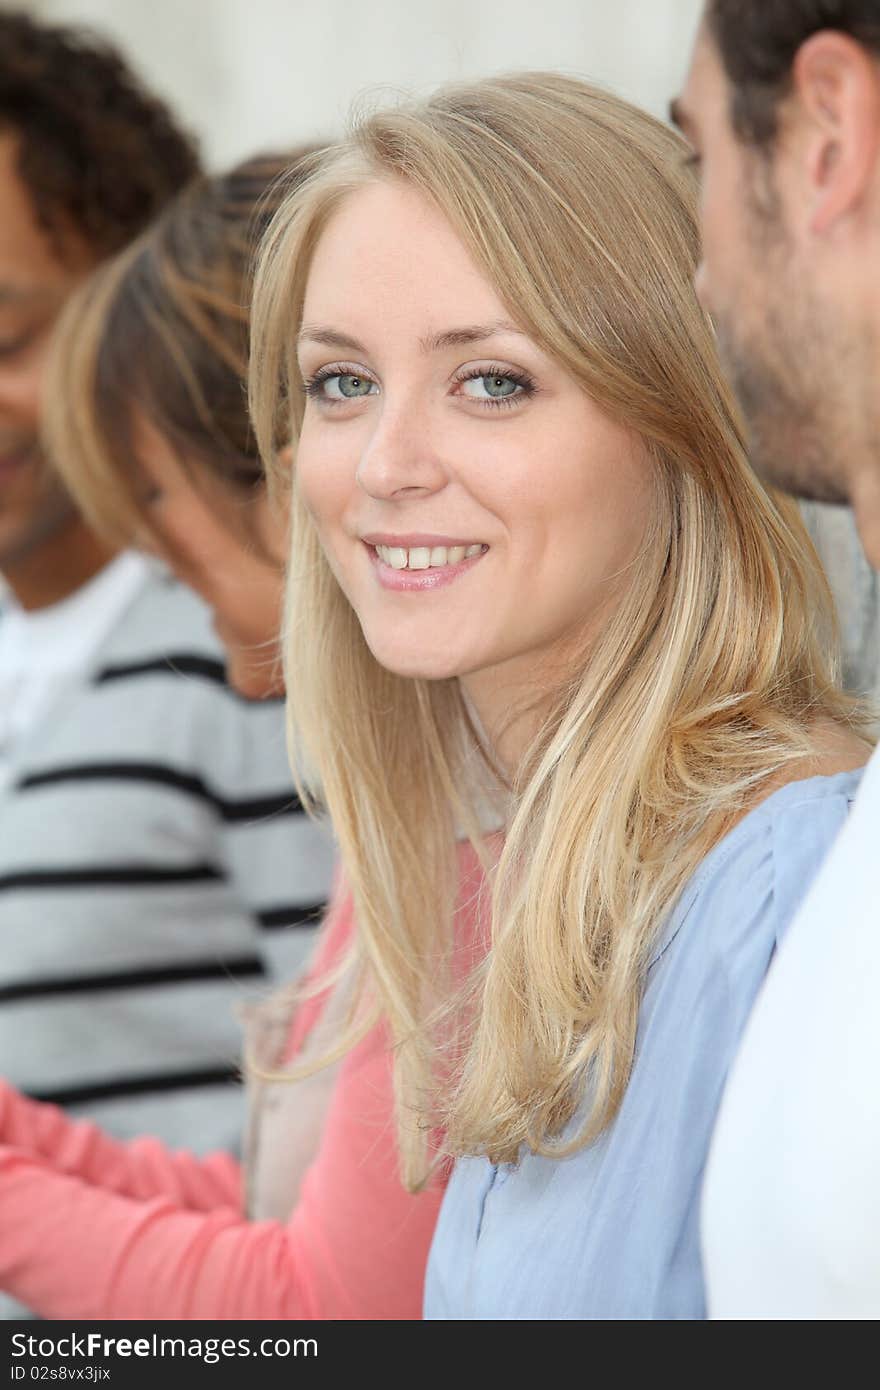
[424,769,863,1320]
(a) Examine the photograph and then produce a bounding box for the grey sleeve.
[800,500,880,705]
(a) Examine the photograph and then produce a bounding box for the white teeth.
[374,543,486,570]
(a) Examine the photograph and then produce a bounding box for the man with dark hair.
[0,8,332,1244]
[673,2,880,1317]
[0,10,199,613]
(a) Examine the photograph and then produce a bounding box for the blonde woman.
[249,73,871,1319]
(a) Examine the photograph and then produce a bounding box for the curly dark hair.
[708,1,880,146]
[0,9,200,258]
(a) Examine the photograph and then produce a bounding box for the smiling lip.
[362,538,488,592]
[361,533,482,548]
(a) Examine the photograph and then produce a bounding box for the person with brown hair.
[0,11,331,1206]
[674,0,880,1318]
[45,152,315,699]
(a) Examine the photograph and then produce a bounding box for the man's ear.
[792,31,880,235]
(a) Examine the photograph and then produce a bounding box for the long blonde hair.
[250,73,865,1187]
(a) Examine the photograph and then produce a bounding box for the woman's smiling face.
[295,179,653,707]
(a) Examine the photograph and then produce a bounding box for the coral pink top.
[0,869,470,1320]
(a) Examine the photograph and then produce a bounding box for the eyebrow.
[297,319,527,356]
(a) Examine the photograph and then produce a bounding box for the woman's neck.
[460,663,556,781]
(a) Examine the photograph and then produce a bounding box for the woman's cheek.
[297,448,338,525]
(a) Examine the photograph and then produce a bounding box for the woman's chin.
[364,637,467,683]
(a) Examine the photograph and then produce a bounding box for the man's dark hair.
[708,1,880,146]
[0,9,200,258]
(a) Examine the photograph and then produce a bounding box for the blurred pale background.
[12,0,703,167]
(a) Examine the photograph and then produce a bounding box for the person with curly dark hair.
[0,16,334,1324]
[0,9,200,598]
[673,2,880,1318]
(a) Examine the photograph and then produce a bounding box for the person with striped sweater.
[0,556,333,1146]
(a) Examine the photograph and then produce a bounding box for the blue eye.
[304,369,378,402]
[463,374,519,399]
[458,367,533,405]
[329,373,376,399]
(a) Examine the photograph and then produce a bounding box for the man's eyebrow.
[297,320,526,356]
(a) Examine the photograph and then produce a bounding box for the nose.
[356,399,448,501]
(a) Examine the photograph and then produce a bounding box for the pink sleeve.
[0,1020,443,1319]
[0,878,446,1319]
[0,1083,241,1209]
[0,873,353,1211]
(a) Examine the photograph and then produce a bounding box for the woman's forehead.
[301,182,514,354]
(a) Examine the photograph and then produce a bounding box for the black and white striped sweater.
[0,558,335,1153]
